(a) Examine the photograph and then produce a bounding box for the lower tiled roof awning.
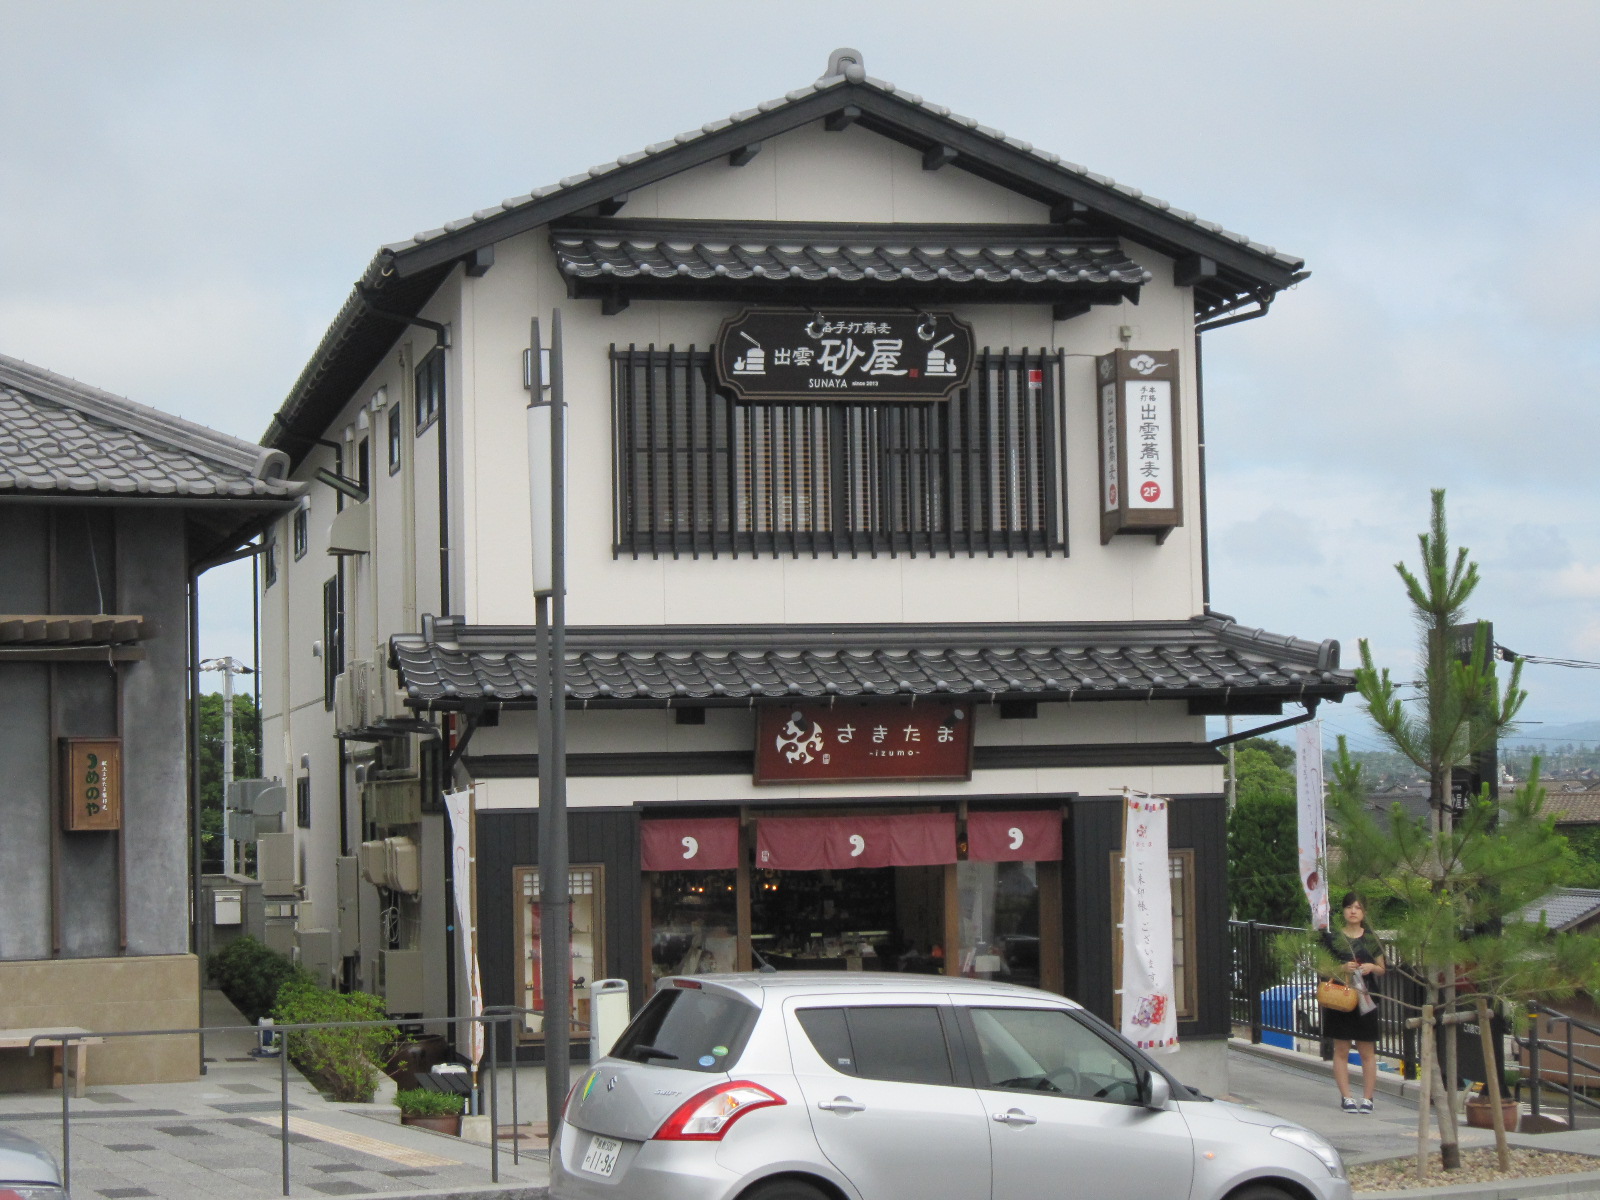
[552,220,1149,313]
[389,616,1353,710]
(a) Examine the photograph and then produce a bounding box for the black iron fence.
[1229,919,1422,1079]
[29,1007,542,1197]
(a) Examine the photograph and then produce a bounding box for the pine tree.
[1316,491,1600,1178]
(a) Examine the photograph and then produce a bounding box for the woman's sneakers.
[1359,1098,1375,1114]
[1341,1096,1359,1112]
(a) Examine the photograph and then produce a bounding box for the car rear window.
[611,986,759,1072]
[797,1005,954,1086]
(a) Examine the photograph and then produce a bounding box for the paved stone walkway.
[0,992,547,1200]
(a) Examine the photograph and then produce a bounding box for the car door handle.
[817,1097,866,1113]
[993,1108,1037,1126]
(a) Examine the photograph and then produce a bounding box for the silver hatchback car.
[552,973,1349,1200]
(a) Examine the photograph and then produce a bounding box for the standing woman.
[1321,891,1386,1112]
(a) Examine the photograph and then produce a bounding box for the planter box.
[1465,1099,1519,1132]
[400,1112,462,1135]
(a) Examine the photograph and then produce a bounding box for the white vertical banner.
[1120,792,1178,1054]
[443,787,485,1065]
[1296,721,1330,930]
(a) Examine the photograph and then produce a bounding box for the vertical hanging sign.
[1120,791,1178,1053]
[443,788,484,1065]
[62,738,122,831]
[1296,721,1330,930]
[1097,349,1183,543]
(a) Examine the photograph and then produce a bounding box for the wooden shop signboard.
[754,702,974,784]
[62,737,122,831]
[1097,348,1183,543]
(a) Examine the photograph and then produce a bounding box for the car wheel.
[740,1177,832,1200]
[1227,1184,1297,1200]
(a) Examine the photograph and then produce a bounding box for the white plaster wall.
[451,120,1203,633]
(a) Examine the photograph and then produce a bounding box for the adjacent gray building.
[0,353,302,1086]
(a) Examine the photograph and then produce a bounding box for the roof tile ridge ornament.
[820,47,868,86]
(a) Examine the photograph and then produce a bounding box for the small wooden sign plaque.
[62,738,122,831]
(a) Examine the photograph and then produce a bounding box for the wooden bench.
[0,1027,105,1097]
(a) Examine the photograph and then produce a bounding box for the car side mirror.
[1143,1072,1172,1109]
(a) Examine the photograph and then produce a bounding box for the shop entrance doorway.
[751,864,947,973]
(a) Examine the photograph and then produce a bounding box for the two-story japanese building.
[256,49,1353,1095]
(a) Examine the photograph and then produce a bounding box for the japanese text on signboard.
[754,703,974,783]
[716,309,974,401]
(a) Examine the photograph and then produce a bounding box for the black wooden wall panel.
[476,808,643,1061]
[1065,794,1229,1039]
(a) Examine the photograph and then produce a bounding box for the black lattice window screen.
[612,346,1065,558]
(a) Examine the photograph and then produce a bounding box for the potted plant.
[1464,1086,1519,1133]
[395,1088,466,1135]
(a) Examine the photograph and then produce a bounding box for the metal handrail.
[1519,1003,1600,1129]
[27,1006,546,1196]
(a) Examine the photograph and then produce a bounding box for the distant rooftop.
[1516,888,1600,932]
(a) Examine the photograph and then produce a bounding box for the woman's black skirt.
[1322,1001,1381,1043]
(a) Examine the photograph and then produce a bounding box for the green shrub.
[273,976,397,1103]
[394,1088,466,1117]
[207,936,309,1024]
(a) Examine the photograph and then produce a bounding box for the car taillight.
[563,1070,590,1119]
[652,1081,785,1141]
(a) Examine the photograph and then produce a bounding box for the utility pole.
[1226,715,1237,812]
[201,656,254,874]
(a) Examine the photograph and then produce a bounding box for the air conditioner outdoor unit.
[385,836,421,894]
[366,662,414,724]
[334,660,373,731]
[358,839,389,888]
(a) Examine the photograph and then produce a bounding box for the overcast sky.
[4,2,1598,746]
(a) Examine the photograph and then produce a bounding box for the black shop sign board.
[715,308,974,401]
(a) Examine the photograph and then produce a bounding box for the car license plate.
[581,1134,622,1177]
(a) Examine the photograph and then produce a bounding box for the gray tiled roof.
[384,70,1301,272]
[1517,888,1600,932]
[389,615,1353,709]
[552,225,1151,288]
[0,354,303,500]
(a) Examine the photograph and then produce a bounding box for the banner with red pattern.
[1119,792,1178,1054]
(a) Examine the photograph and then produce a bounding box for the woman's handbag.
[1318,979,1360,1012]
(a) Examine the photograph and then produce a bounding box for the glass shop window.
[650,870,738,981]
[957,860,1041,988]
[516,864,603,1040]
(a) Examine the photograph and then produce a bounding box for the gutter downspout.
[1196,288,1280,616]
[1210,698,1320,747]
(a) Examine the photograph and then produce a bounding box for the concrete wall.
[0,955,199,1088]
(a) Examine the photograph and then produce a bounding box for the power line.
[1497,644,1600,671]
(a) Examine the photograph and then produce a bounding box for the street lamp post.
[201,656,254,874]
[526,312,570,1133]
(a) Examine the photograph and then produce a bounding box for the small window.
[264,535,279,588]
[797,1006,954,1086]
[357,437,371,496]
[292,508,308,560]
[387,405,402,474]
[296,777,311,829]
[612,986,759,1072]
[415,350,444,433]
[967,1007,1144,1105]
[322,576,344,711]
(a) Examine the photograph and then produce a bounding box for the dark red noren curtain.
[966,809,1062,862]
[640,818,740,871]
[755,813,957,871]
